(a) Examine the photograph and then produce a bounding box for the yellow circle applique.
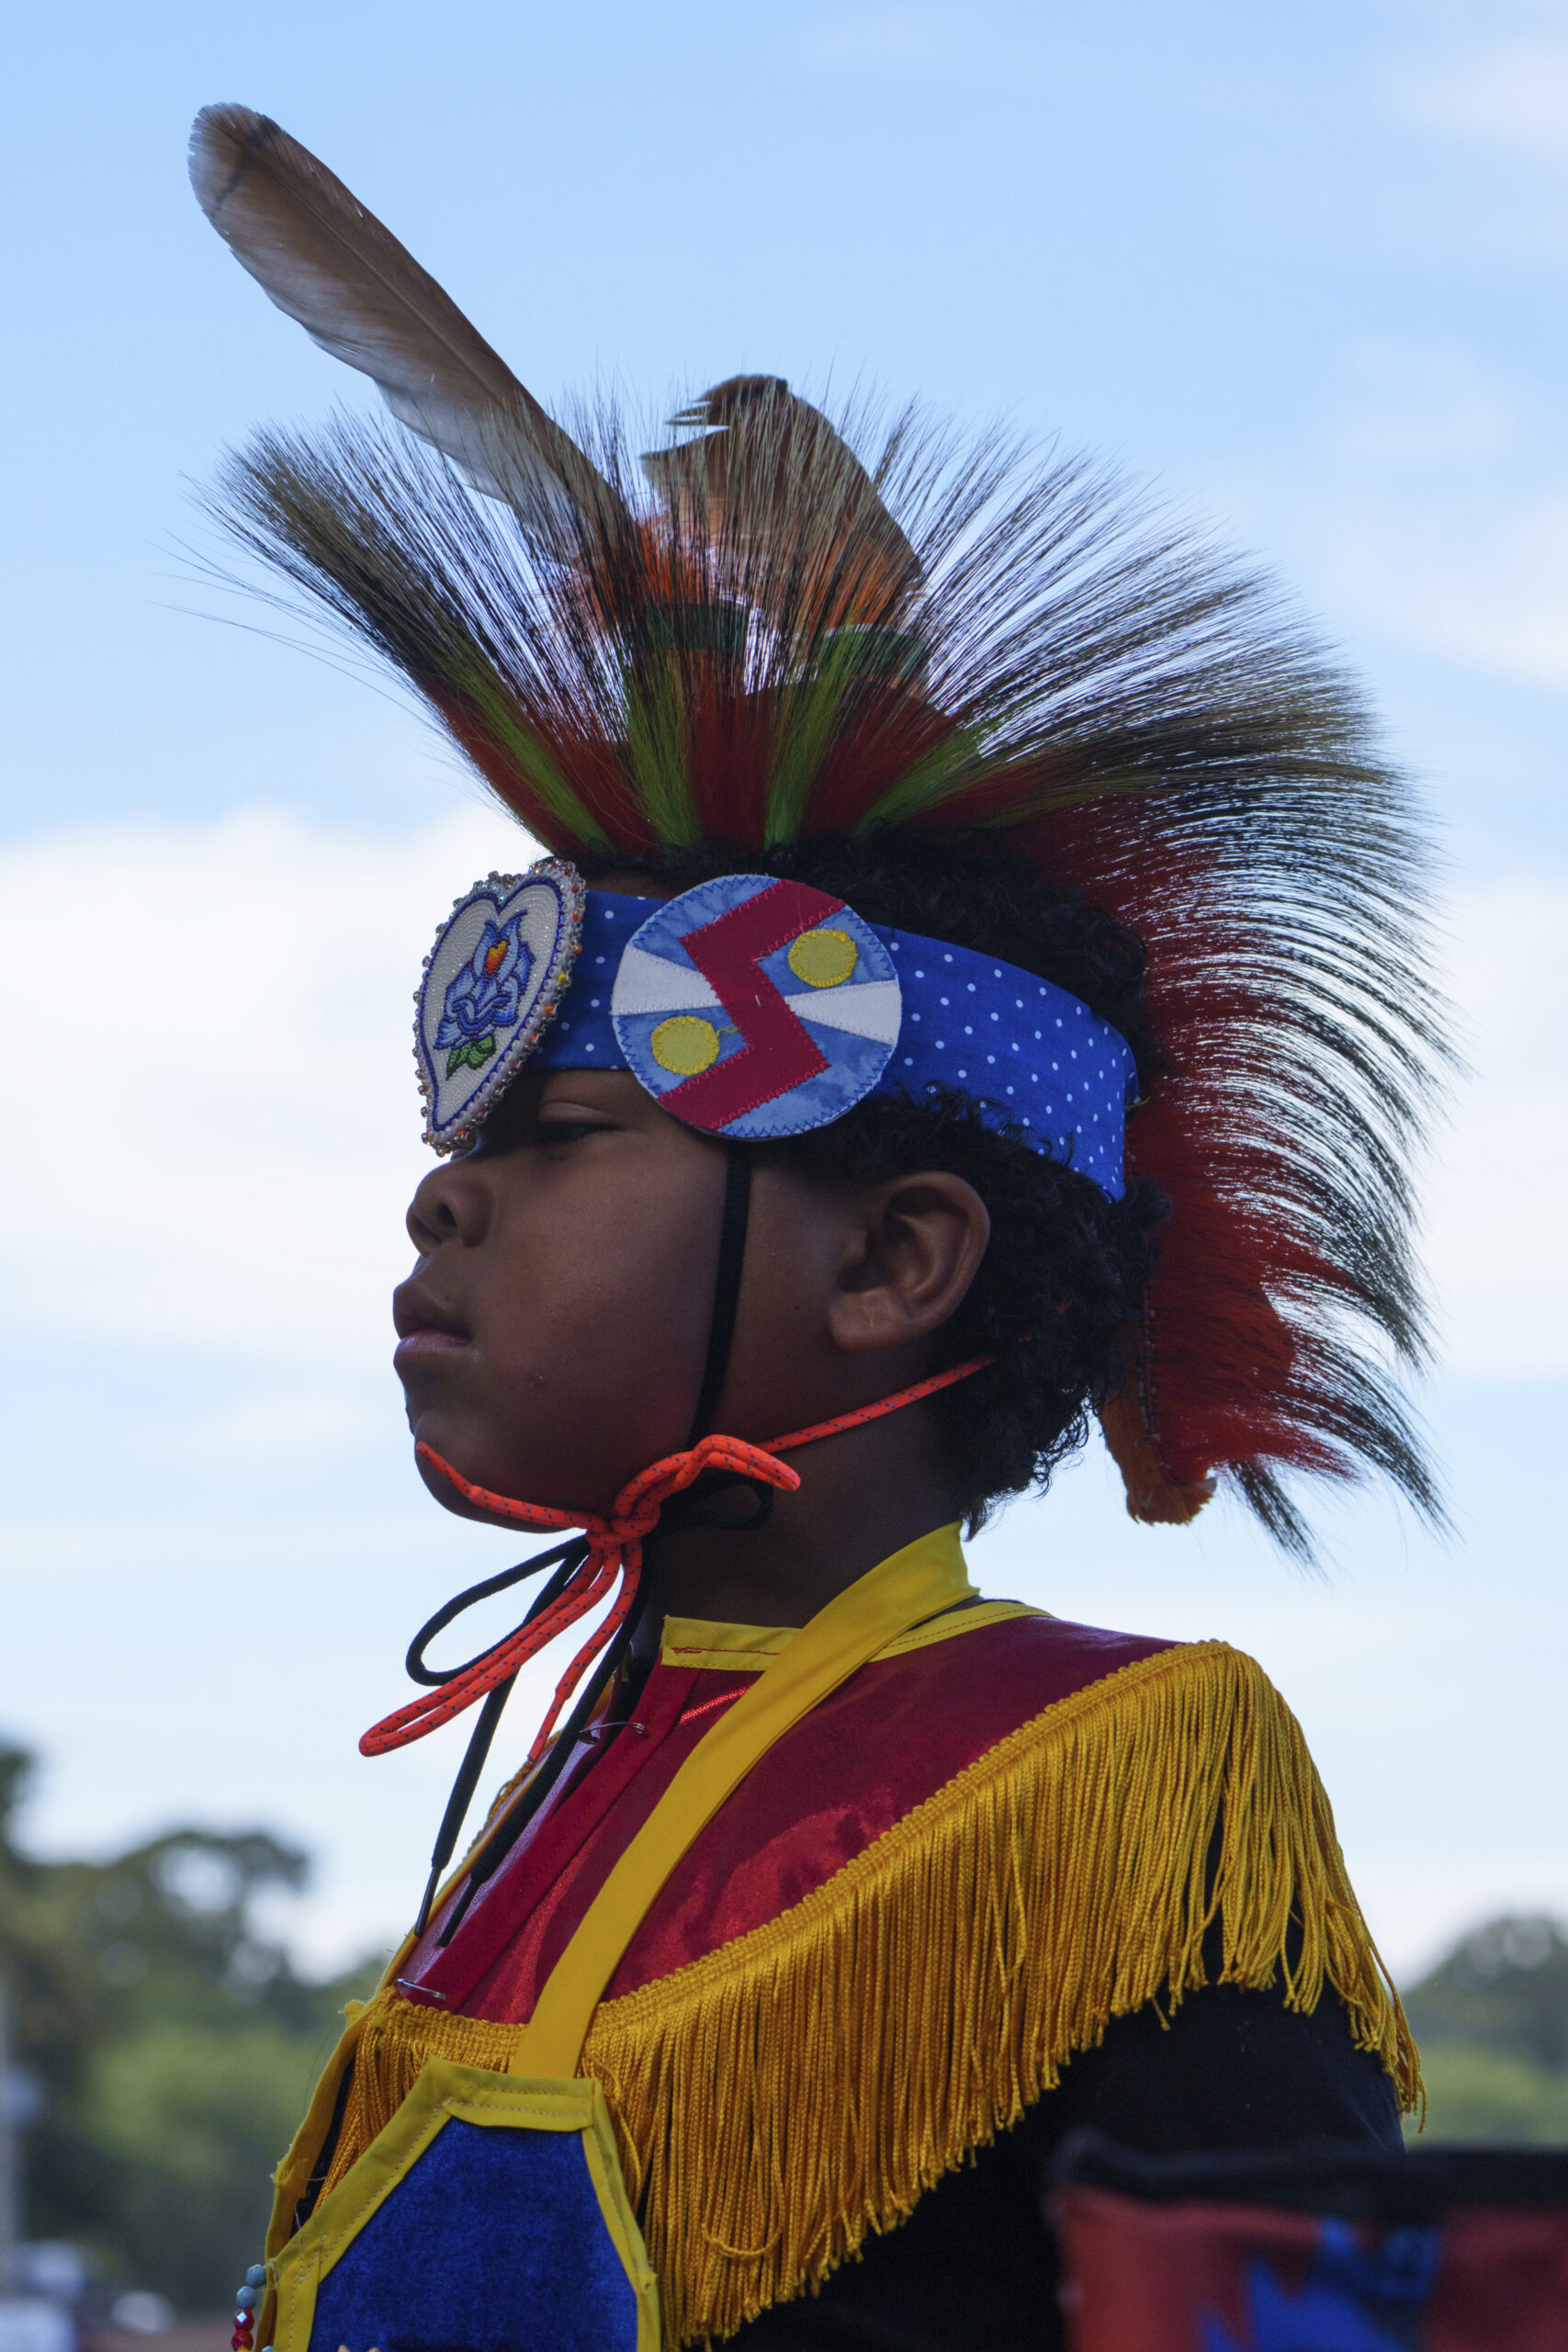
[787,926,859,989]
[650,1014,722,1075]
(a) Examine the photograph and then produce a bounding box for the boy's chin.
[413,1420,653,1533]
[410,1430,599,1524]
[414,1448,506,1522]
[410,1428,517,1521]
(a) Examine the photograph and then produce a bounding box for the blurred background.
[2,0,1565,2330]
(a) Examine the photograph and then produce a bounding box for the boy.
[192,105,1438,2352]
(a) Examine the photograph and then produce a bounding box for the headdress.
[190,103,1447,1566]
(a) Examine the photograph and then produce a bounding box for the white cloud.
[0,801,527,1372]
[1245,342,1568,697]
[1423,875,1568,1377]
[1326,484,1568,694]
[1402,35,1568,164]
[134,1383,391,1467]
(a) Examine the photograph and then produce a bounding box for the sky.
[1,0,1564,1988]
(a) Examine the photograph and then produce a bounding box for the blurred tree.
[91,2021,323,2305]
[0,1741,381,2309]
[1403,1915,1568,2144]
[1404,1917,1568,2074]
[1415,2043,1568,2143]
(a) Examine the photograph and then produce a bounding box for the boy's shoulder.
[611,1607,1251,2000]
[818,1596,1190,1783]
[879,1592,1179,1696]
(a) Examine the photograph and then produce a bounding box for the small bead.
[245,2267,267,2289]
[235,2289,256,2311]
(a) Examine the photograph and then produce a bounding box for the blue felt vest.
[266,2063,659,2352]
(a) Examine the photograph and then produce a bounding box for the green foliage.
[1403,1915,1568,2144]
[0,1739,383,2310]
[89,2021,326,2311]
[1415,2042,1568,2143]
[1404,1916,1568,2075]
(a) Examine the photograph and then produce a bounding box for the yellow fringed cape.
[266,1635,1418,2346]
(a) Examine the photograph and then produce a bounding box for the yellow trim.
[658,1619,799,1671]
[660,1600,1042,1673]
[878,1597,1045,1657]
[659,1521,976,1668]
[322,1639,1420,2346]
[271,2060,658,2352]
[509,1520,974,2077]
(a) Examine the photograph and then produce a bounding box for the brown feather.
[642,377,922,622]
[188,104,620,528]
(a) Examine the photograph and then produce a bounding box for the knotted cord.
[370,1354,991,1935]
[362,1431,802,1761]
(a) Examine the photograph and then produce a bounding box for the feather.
[188,104,621,533]
[643,376,921,616]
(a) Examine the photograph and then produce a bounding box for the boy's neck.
[635,1405,967,1650]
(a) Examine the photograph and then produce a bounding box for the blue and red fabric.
[608,873,901,1139]
[1049,2138,1568,2351]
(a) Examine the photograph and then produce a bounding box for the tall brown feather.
[189,104,622,531]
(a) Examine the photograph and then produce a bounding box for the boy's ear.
[828,1171,990,1356]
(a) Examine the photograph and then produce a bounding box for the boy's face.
[393,1065,849,1518]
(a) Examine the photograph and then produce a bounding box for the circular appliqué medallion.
[415,861,585,1150]
[610,873,901,1139]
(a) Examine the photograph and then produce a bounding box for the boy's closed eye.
[534,1116,616,1150]
[466,1082,623,1158]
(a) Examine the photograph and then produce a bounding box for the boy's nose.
[406,1157,493,1251]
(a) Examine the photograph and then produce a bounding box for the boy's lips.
[395,1327,470,1362]
[392,1284,472,1365]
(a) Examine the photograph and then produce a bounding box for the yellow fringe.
[315,1641,1420,2346]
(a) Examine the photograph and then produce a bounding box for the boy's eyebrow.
[536,1069,656,1113]
[536,1081,628,1113]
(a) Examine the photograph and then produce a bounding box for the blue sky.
[2,0,1564,1982]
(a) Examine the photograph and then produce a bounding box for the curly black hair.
[586,831,1168,1525]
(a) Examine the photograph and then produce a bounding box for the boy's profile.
[192,103,1441,2352]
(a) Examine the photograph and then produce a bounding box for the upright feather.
[644,376,923,616]
[188,104,621,533]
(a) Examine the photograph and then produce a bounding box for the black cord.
[407,1538,588,1937]
[685,1147,752,1444]
[404,1537,585,1687]
[433,1582,649,1946]
[663,1144,770,1525]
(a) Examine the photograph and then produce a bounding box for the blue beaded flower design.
[434,916,531,1077]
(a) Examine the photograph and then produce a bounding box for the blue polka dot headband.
[414,863,1137,1199]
